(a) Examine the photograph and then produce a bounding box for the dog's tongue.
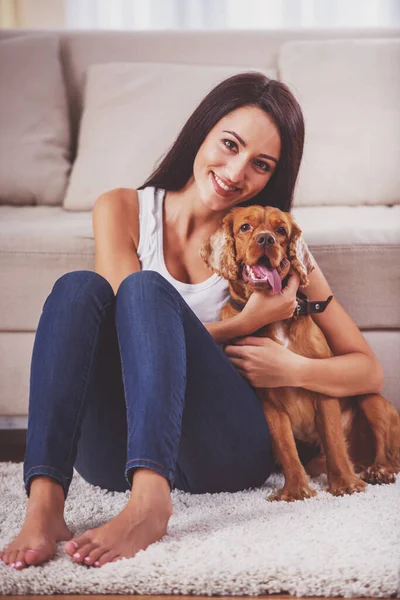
[254,263,282,294]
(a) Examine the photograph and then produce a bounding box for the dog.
[200,205,400,502]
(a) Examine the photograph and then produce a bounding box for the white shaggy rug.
[0,462,399,597]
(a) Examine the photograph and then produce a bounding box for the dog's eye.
[240,223,251,232]
[276,226,287,236]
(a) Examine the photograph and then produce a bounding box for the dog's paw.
[357,464,396,485]
[266,485,317,502]
[326,473,367,496]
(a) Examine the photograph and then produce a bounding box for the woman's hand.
[224,336,306,388]
[237,270,300,335]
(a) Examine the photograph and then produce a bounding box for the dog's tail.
[358,394,400,473]
[385,403,400,472]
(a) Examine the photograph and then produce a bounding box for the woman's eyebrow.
[222,130,278,164]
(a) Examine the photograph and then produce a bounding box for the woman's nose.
[225,156,247,184]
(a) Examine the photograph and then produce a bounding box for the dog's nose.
[256,233,276,247]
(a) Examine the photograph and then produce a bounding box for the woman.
[0,73,383,571]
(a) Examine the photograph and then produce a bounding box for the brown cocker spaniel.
[200,205,400,502]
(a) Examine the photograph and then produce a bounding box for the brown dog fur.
[201,206,400,502]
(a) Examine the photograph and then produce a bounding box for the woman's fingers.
[224,345,245,357]
[285,270,300,291]
[225,351,247,366]
[228,337,267,347]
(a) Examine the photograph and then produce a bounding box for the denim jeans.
[23,270,274,499]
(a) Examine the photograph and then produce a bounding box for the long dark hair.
[138,72,304,212]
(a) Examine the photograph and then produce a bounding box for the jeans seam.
[172,301,186,483]
[120,278,184,489]
[125,459,172,489]
[126,458,169,471]
[65,300,115,468]
[116,295,132,468]
[25,465,70,482]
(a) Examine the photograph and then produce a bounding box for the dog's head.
[200,205,314,295]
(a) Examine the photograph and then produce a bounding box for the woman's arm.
[204,271,299,345]
[295,259,384,396]
[204,314,247,345]
[224,258,384,397]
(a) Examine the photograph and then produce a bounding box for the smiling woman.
[1,70,385,573]
[139,73,303,214]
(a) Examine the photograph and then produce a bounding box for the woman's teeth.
[213,172,237,192]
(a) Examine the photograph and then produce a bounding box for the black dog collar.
[294,290,333,316]
[229,290,333,317]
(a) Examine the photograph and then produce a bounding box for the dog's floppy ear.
[200,212,239,281]
[288,220,315,287]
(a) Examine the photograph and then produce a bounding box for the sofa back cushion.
[63,62,276,211]
[279,38,400,206]
[0,34,71,206]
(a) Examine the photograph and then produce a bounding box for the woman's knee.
[116,270,177,303]
[48,270,115,309]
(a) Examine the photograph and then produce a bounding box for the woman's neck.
[164,180,227,244]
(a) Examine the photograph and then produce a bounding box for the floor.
[0,432,363,599]
[4,596,343,600]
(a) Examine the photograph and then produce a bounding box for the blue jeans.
[23,270,274,498]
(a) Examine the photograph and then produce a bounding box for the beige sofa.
[0,27,399,428]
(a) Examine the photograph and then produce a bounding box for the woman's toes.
[64,540,79,556]
[96,549,119,567]
[111,555,122,563]
[14,550,27,570]
[24,544,54,566]
[72,543,98,564]
[64,535,89,557]
[83,546,103,566]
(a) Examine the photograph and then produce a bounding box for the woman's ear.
[200,212,239,280]
[288,220,315,287]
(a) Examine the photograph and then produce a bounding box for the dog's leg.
[261,399,317,502]
[314,396,367,496]
[355,394,400,485]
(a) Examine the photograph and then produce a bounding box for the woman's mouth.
[211,171,239,197]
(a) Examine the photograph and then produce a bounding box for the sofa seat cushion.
[0,205,399,331]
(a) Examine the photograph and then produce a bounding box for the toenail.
[84,556,91,562]
[16,561,23,567]
[94,561,100,567]
[73,552,80,559]
[71,541,79,548]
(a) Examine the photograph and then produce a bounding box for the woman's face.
[192,105,281,212]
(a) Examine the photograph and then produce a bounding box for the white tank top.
[136,186,230,324]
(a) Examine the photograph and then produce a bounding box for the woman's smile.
[210,171,241,197]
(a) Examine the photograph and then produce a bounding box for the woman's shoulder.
[98,187,141,249]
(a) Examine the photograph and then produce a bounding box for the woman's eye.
[276,226,286,236]
[240,223,251,232]
[223,139,237,151]
[255,160,271,172]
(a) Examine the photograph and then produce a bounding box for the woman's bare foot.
[0,476,72,570]
[64,468,173,567]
